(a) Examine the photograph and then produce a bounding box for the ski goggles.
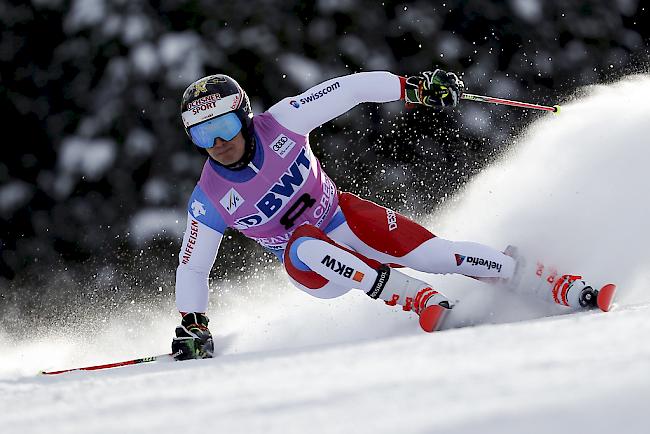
[188,112,242,149]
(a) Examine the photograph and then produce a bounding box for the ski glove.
[405,69,464,108]
[172,312,214,360]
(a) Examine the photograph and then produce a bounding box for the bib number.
[280,193,316,230]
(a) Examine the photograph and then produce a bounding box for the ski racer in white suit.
[171,70,601,360]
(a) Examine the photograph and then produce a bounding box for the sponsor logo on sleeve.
[297,81,341,106]
[191,200,207,218]
[220,188,244,215]
[289,100,300,108]
[270,134,296,158]
[181,220,200,264]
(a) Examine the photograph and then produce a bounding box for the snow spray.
[429,74,650,310]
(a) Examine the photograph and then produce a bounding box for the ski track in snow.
[2,75,650,433]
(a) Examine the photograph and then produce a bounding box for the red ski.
[596,283,617,312]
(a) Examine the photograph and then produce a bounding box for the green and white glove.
[405,69,464,108]
[172,312,214,360]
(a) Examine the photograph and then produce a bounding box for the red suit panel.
[338,192,436,258]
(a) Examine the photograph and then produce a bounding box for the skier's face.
[206,131,246,165]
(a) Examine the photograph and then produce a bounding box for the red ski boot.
[367,266,453,332]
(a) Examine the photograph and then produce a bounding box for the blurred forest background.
[1,0,648,325]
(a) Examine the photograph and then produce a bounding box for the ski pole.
[41,351,180,375]
[461,93,560,113]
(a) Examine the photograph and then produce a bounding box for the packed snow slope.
[2,75,650,434]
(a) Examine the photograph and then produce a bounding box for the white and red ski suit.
[175,71,519,320]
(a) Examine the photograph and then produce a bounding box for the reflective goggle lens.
[189,113,242,149]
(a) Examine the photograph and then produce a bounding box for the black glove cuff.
[181,312,210,329]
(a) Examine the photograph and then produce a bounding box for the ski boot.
[172,312,215,360]
[367,265,454,332]
[552,275,616,312]
[503,245,616,312]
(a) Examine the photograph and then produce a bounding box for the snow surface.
[2,76,650,433]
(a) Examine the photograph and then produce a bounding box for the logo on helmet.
[289,100,300,108]
[192,76,228,97]
[230,93,241,110]
[186,93,221,110]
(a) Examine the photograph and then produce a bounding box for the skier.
[172,70,605,360]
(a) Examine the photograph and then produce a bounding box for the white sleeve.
[267,71,403,135]
[175,213,223,313]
